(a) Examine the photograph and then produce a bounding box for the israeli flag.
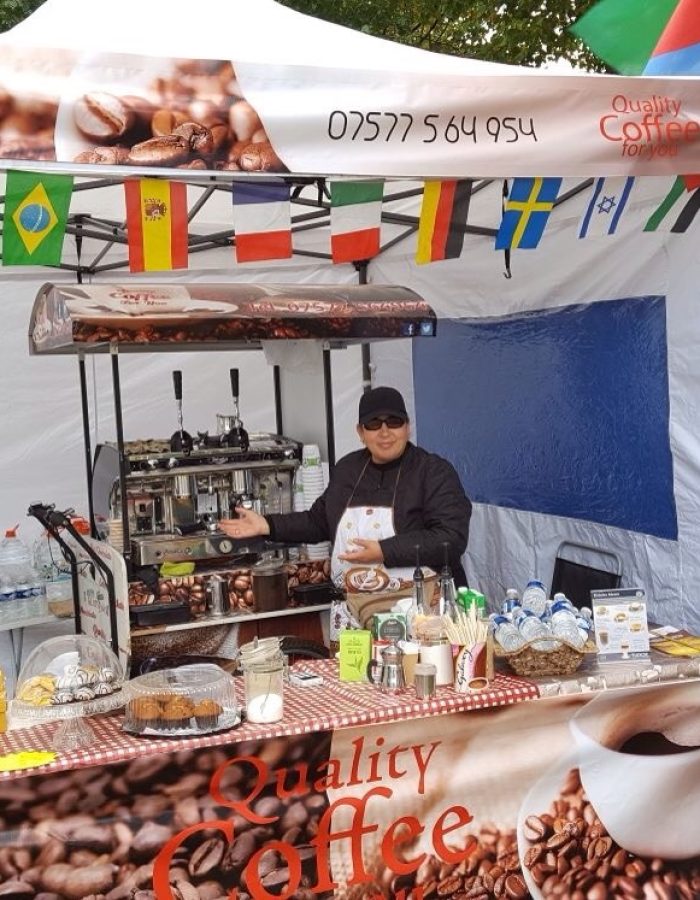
[579,177,635,238]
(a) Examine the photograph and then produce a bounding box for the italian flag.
[330,181,384,264]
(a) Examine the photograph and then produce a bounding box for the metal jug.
[206,575,230,618]
[367,642,406,693]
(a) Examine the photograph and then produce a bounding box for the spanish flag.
[415,180,473,265]
[124,179,188,272]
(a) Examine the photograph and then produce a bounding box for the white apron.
[330,458,414,595]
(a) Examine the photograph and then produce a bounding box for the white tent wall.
[0,254,368,538]
[370,177,700,631]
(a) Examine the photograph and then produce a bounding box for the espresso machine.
[91,369,301,567]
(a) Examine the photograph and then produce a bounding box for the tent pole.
[78,351,96,538]
[322,346,336,469]
[110,345,132,578]
[357,261,372,392]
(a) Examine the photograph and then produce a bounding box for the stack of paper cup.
[292,471,306,512]
[301,444,331,559]
[107,518,125,553]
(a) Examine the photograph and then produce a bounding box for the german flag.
[124,179,188,272]
[415,180,473,265]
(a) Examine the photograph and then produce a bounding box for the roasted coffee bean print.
[0,737,333,899]
[522,768,700,899]
[74,92,134,144]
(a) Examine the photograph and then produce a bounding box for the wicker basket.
[494,637,592,677]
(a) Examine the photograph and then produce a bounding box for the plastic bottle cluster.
[490,580,592,652]
[0,526,50,621]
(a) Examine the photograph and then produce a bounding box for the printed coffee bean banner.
[1,682,698,899]
[0,50,286,173]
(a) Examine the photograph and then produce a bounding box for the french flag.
[644,0,700,74]
[232,180,292,263]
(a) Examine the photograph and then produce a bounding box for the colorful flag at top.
[2,171,73,266]
[124,179,188,273]
[578,176,636,239]
[232,180,292,263]
[643,0,700,74]
[570,0,678,74]
[415,180,473,265]
[644,176,700,232]
[329,181,383,264]
[495,178,562,250]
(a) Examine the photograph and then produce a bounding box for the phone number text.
[327,110,538,144]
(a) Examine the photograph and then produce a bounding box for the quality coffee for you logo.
[153,734,475,899]
[599,93,700,161]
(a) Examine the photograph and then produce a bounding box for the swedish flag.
[2,171,73,266]
[495,177,562,250]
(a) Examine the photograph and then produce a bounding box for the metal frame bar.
[110,346,132,578]
[77,351,97,538]
[322,346,336,468]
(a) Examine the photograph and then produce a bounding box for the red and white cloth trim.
[0,661,537,781]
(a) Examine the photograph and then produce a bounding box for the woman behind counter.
[220,386,472,600]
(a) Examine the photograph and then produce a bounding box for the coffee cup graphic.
[570,682,700,858]
[345,566,390,593]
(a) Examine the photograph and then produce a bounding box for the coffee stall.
[26,281,437,669]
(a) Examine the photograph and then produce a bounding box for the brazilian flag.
[2,171,73,266]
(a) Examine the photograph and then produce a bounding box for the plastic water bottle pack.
[0,526,46,620]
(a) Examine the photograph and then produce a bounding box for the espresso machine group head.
[169,370,193,454]
[221,368,249,451]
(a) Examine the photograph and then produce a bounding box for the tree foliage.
[1,0,604,70]
[0,0,40,31]
[279,0,606,70]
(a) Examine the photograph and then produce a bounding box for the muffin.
[161,696,193,730]
[193,699,223,730]
[128,697,161,732]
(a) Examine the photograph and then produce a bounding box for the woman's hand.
[219,508,270,539]
[338,539,384,564]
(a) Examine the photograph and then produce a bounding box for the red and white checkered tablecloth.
[0,661,537,781]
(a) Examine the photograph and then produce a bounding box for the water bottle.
[551,599,585,648]
[514,608,556,650]
[521,580,547,617]
[34,531,72,609]
[0,526,44,619]
[501,588,520,614]
[490,614,526,652]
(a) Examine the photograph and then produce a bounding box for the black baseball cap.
[358,386,409,425]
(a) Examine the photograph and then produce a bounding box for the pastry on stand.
[13,635,126,751]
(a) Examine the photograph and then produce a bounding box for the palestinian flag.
[330,181,383,264]
[644,177,700,232]
[416,180,473,264]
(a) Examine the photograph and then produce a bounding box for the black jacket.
[266,443,472,585]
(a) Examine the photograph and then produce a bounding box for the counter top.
[0,661,536,780]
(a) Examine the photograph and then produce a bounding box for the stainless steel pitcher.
[367,642,406,693]
[206,574,230,617]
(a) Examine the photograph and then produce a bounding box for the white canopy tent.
[1,1,699,629]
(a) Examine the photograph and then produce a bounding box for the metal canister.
[251,559,288,612]
[206,574,229,617]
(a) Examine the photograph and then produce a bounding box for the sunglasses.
[362,416,406,431]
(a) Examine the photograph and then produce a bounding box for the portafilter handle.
[173,370,184,430]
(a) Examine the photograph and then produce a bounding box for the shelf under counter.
[129,602,332,636]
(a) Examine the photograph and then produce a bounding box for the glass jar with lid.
[240,650,286,723]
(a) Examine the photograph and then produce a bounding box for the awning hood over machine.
[28,282,436,354]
